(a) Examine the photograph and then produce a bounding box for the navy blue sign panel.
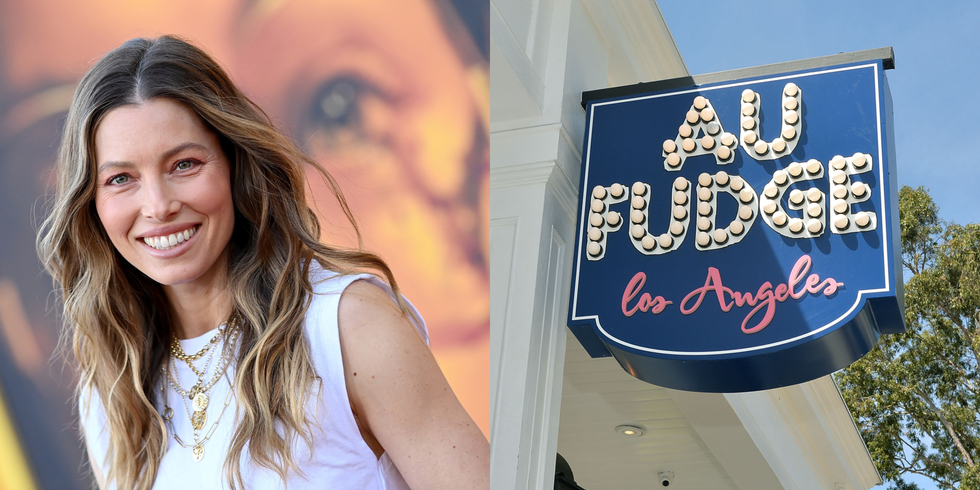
[568,59,904,392]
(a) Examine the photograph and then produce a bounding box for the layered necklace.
[161,321,240,462]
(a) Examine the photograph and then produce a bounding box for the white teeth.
[144,226,197,251]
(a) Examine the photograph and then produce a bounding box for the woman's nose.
[141,179,180,221]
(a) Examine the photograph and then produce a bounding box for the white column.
[489,129,577,489]
[490,0,688,487]
[490,0,605,487]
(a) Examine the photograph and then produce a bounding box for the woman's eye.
[175,160,194,171]
[308,77,371,135]
[108,174,130,185]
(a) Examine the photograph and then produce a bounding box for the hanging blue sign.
[568,54,904,392]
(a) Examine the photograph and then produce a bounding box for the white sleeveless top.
[81,266,425,489]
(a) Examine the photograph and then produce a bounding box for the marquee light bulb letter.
[740,83,803,161]
[586,183,628,261]
[662,95,738,171]
[693,171,759,251]
[828,153,878,233]
[760,159,827,238]
[628,178,692,255]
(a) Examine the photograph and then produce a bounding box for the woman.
[37,35,488,489]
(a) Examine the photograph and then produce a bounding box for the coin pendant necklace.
[165,322,239,461]
[161,372,234,463]
[172,323,225,430]
[180,337,217,431]
[168,349,217,459]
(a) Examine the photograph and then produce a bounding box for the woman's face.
[93,98,235,289]
[235,0,489,345]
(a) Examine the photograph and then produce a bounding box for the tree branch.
[914,388,975,468]
[938,305,980,366]
[903,258,920,276]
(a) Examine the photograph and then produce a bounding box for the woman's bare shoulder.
[337,280,489,489]
[337,280,414,333]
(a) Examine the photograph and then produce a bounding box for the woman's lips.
[142,225,198,251]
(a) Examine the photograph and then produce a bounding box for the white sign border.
[570,63,890,357]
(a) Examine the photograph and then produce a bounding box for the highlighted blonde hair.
[37,35,411,490]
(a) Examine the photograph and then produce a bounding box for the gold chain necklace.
[180,330,220,380]
[167,325,239,406]
[170,323,226,361]
[169,337,220,430]
[163,322,239,461]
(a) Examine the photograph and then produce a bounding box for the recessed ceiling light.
[615,425,644,437]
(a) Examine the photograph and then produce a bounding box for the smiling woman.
[94,100,235,294]
[37,36,488,490]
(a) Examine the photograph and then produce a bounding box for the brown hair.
[37,35,411,489]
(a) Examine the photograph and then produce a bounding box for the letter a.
[662,95,738,171]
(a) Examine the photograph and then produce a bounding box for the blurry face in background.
[234,0,489,346]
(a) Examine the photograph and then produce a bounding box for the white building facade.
[489,1,882,488]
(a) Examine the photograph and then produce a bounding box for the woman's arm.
[338,280,489,489]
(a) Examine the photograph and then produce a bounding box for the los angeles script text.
[621,254,843,334]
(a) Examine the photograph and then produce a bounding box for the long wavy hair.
[37,35,413,490]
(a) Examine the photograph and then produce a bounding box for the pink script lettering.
[678,254,843,334]
[621,272,673,316]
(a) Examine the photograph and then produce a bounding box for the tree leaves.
[837,186,980,490]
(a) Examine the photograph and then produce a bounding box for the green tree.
[837,186,980,489]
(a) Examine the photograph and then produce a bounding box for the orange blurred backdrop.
[0,1,487,487]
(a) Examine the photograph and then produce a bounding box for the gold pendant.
[192,392,209,412]
[192,409,207,430]
[192,443,204,462]
[162,407,173,421]
[189,383,202,400]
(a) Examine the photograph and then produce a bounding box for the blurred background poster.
[0,1,488,487]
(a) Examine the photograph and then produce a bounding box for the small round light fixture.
[615,425,644,437]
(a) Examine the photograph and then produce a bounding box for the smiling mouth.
[143,226,198,251]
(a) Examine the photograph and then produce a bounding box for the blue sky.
[660,0,980,229]
[659,2,978,488]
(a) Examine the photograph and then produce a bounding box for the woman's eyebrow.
[96,142,209,174]
[159,141,208,162]
[96,160,132,174]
